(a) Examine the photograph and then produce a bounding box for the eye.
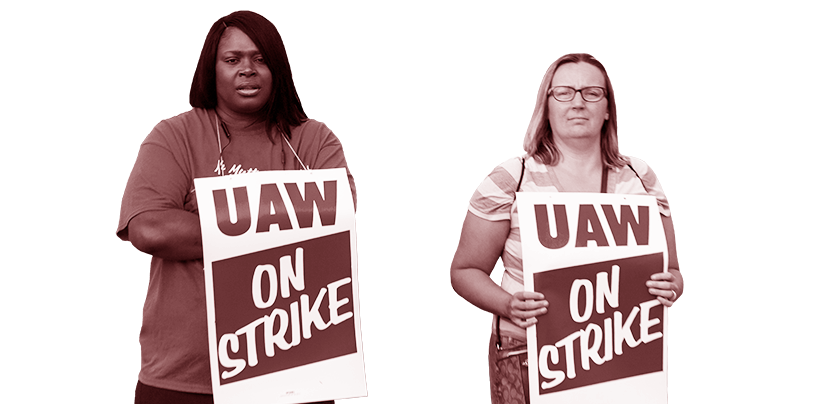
[553,87,574,98]
[255,56,266,64]
[584,88,604,99]
[225,58,238,64]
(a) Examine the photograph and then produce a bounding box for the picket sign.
[195,168,366,404]
[517,192,668,404]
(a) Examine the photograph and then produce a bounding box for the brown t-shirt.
[117,108,356,393]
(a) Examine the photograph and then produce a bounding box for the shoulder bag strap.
[516,157,526,193]
[627,163,649,194]
[497,157,527,349]
[601,165,608,193]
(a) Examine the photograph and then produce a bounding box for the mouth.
[236,84,262,96]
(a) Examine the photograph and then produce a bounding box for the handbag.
[490,317,530,404]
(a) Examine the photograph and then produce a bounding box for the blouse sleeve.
[305,122,357,211]
[116,120,193,241]
[468,157,524,221]
[627,157,671,217]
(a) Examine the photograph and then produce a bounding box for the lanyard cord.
[282,133,309,170]
[214,113,226,176]
[214,110,309,172]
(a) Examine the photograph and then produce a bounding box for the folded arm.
[126,209,203,261]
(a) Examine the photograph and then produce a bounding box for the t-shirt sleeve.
[468,157,523,222]
[116,121,194,241]
[306,123,357,211]
[628,157,671,217]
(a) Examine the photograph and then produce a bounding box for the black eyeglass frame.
[547,86,607,103]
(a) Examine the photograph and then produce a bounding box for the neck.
[555,136,603,171]
[216,106,265,130]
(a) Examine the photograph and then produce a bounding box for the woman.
[117,11,354,404]
[450,53,683,404]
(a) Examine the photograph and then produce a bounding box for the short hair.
[523,53,627,168]
[190,10,307,141]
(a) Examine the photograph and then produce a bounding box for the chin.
[231,101,268,115]
[560,131,600,139]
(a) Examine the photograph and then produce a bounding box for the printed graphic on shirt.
[215,159,260,176]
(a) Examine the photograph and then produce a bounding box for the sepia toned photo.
[113,10,685,404]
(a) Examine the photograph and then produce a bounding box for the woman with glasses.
[449,53,683,404]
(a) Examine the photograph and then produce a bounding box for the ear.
[605,112,609,120]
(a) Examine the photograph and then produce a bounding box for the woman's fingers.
[649,272,674,281]
[514,299,548,312]
[647,272,678,307]
[646,280,673,292]
[510,316,538,328]
[510,292,548,311]
[648,286,674,298]
[519,305,548,318]
[514,291,546,301]
[646,273,676,292]
[507,291,549,327]
[647,272,674,288]
[655,295,674,307]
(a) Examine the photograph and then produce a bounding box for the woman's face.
[215,27,273,117]
[547,62,609,142]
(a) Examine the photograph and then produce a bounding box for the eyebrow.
[219,49,261,56]
[554,85,605,88]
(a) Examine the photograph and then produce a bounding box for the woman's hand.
[646,268,683,307]
[505,291,549,328]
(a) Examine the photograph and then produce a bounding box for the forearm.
[127,210,203,261]
[661,214,684,300]
[669,268,684,298]
[450,267,512,318]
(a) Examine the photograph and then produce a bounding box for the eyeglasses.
[547,86,606,102]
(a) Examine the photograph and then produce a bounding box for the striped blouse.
[468,155,671,340]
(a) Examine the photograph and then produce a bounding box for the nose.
[238,59,256,77]
[570,90,586,108]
